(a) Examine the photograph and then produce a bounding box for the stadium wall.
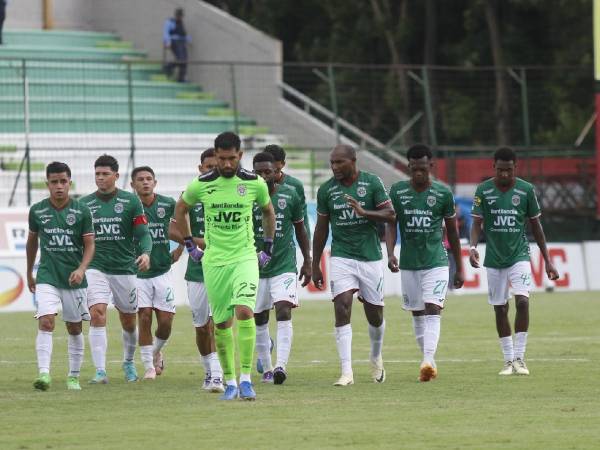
[4,0,93,30]
[0,207,595,313]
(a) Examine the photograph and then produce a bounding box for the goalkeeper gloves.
[184,236,204,262]
[257,237,273,268]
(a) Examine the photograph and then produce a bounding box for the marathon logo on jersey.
[473,196,481,207]
[237,184,247,196]
[66,214,76,226]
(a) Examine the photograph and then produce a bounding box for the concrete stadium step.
[0,44,146,61]
[0,78,201,98]
[3,29,121,48]
[0,60,163,81]
[0,97,228,116]
[0,114,255,133]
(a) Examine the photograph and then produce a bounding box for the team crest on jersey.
[237,184,247,196]
[65,213,76,226]
[427,196,436,207]
[357,186,367,198]
[511,195,521,206]
[157,207,166,219]
[277,198,287,210]
[114,203,124,214]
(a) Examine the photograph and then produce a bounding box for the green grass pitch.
[1,292,599,449]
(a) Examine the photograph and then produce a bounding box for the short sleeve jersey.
[184,203,205,283]
[317,171,391,261]
[181,168,270,266]
[28,198,94,289]
[389,180,455,270]
[253,184,303,278]
[471,177,541,268]
[280,172,311,238]
[81,189,147,275]
[137,194,175,279]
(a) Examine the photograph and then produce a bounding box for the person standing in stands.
[163,7,191,82]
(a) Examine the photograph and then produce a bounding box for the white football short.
[255,272,298,314]
[187,281,212,327]
[34,283,90,323]
[486,261,532,305]
[400,266,449,311]
[137,271,176,314]
[329,257,385,306]
[86,268,138,314]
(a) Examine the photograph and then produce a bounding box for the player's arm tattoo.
[261,201,276,240]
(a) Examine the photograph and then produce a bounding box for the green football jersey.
[280,172,311,239]
[181,168,270,266]
[81,189,148,275]
[184,202,205,283]
[137,194,176,279]
[28,198,94,289]
[389,180,455,270]
[253,184,303,278]
[316,171,390,262]
[471,177,541,268]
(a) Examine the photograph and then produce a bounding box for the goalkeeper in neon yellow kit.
[175,132,276,401]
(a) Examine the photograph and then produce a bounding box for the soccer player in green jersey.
[168,148,225,393]
[175,132,276,401]
[263,144,311,238]
[130,166,183,380]
[252,152,311,385]
[469,147,559,376]
[312,145,395,386]
[81,155,152,384]
[27,162,95,391]
[386,144,464,382]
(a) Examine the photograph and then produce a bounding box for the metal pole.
[327,64,340,145]
[229,64,239,135]
[24,59,31,205]
[519,68,531,146]
[125,61,135,186]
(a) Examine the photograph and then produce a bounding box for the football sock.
[215,327,236,382]
[237,318,256,376]
[276,320,293,369]
[140,345,154,370]
[88,326,107,372]
[335,324,353,375]
[514,332,528,360]
[256,323,273,372]
[36,330,53,374]
[122,328,137,363]
[499,335,514,362]
[200,354,211,376]
[368,319,385,361]
[208,352,223,379]
[412,315,425,354]
[423,315,441,365]
[153,337,167,354]
[67,333,84,377]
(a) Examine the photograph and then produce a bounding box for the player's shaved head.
[331,145,356,161]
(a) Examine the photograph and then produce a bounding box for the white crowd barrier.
[0,208,596,313]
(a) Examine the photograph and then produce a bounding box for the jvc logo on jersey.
[339,209,358,220]
[214,211,241,222]
[150,228,165,239]
[96,223,121,235]
[492,216,516,227]
[48,234,74,246]
[406,216,431,227]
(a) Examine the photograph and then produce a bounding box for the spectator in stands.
[0,0,7,45]
[163,7,191,82]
